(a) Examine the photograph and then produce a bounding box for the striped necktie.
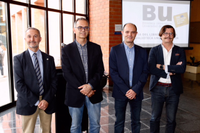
[33,53,44,95]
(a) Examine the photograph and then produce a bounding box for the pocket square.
[175,53,180,56]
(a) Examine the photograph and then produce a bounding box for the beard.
[28,42,39,48]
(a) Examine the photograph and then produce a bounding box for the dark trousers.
[114,98,142,133]
[150,85,180,133]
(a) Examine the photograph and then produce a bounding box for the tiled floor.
[0,72,200,133]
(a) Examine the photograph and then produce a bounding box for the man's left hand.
[126,89,136,100]
[38,100,49,111]
[78,84,92,96]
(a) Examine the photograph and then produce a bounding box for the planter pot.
[186,65,200,73]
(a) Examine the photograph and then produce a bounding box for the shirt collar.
[75,40,87,48]
[161,43,174,52]
[28,49,41,57]
[123,42,134,49]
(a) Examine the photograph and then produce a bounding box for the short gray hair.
[25,27,41,37]
[74,18,89,28]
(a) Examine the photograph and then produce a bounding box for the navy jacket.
[148,44,186,95]
[61,41,104,107]
[109,43,149,101]
[14,50,57,115]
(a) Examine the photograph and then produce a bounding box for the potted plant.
[186,56,200,73]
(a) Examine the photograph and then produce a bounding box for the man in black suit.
[148,25,186,133]
[61,18,104,133]
[14,27,57,133]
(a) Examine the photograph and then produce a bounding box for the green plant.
[187,56,200,66]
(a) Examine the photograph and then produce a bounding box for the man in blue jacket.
[109,23,149,133]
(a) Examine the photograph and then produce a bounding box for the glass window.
[10,4,28,56]
[10,4,28,101]
[63,0,74,12]
[76,0,86,14]
[48,0,60,10]
[0,2,11,107]
[48,11,61,67]
[13,0,28,3]
[31,0,45,7]
[63,14,73,45]
[31,8,46,52]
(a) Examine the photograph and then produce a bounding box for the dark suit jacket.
[61,41,104,107]
[109,43,149,101]
[148,44,186,95]
[14,50,57,115]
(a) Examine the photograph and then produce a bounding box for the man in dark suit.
[61,18,104,133]
[109,23,149,133]
[14,27,57,133]
[148,25,186,133]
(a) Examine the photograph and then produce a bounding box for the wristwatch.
[160,65,163,70]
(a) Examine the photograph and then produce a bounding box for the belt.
[156,82,172,87]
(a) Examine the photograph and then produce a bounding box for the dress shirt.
[123,42,135,88]
[28,49,43,106]
[158,44,174,83]
[28,49,43,81]
[76,40,88,83]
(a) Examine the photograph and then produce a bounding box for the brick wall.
[89,0,122,85]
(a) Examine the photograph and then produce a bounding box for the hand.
[126,89,136,100]
[169,73,175,76]
[38,100,49,111]
[78,84,92,96]
[87,90,96,97]
[176,61,182,65]
[156,64,165,70]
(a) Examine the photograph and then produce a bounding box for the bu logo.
[143,5,172,21]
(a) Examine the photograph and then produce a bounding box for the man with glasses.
[61,18,104,133]
[148,25,186,133]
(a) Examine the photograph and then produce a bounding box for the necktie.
[33,53,44,95]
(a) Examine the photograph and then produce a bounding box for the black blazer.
[148,44,186,95]
[61,41,104,107]
[14,50,57,115]
[109,43,149,101]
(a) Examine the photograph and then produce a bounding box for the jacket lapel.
[170,46,177,65]
[72,41,86,80]
[158,44,164,64]
[119,43,129,80]
[25,50,37,78]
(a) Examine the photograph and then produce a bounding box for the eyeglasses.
[76,26,89,31]
[163,32,174,36]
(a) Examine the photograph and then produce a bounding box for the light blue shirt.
[123,42,135,87]
[28,49,43,81]
[28,49,43,106]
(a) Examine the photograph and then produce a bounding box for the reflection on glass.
[63,14,73,45]
[10,4,28,55]
[13,0,27,3]
[63,0,73,12]
[76,0,86,14]
[0,2,11,107]
[48,0,59,9]
[48,12,61,67]
[31,8,46,52]
[10,4,28,101]
[31,0,45,7]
